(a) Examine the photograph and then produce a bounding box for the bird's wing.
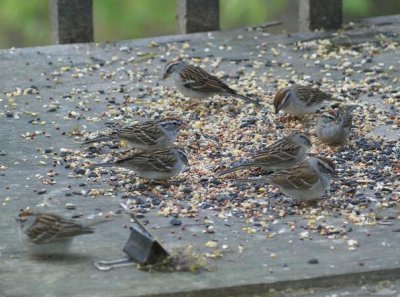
[146,150,177,172]
[269,164,319,191]
[118,121,163,145]
[27,214,92,243]
[116,149,177,172]
[180,65,231,93]
[253,139,301,167]
[295,86,333,106]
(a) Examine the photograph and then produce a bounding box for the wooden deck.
[0,14,399,297]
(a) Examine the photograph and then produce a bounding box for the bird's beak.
[15,217,24,223]
[162,73,168,80]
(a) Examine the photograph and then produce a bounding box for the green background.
[0,0,398,49]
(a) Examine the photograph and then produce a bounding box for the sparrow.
[81,117,185,151]
[163,60,261,106]
[217,131,311,176]
[316,105,357,145]
[92,146,189,181]
[274,85,337,116]
[17,210,109,256]
[235,156,336,201]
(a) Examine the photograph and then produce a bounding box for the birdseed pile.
[59,34,399,232]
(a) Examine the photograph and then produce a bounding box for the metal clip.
[94,203,170,271]
[94,257,135,271]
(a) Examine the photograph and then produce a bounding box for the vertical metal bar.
[50,0,94,44]
[177,0,220,34]
[299,0,342,31]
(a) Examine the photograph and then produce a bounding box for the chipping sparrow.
[217,131,311,176]
[92,146,189,180]
[81,117,185,151]
[274,85,337,116]
[163,60,261,106]
[17,210,108,256]
[236,156,336,201]
[316,105,356,145]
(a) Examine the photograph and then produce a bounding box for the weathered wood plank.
[176,0,220,34]
[50,0,94,44]
[1,14,400,297]
[299,0,342,31]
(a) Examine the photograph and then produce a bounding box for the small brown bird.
[163,60,261,106]
[17,210,109,256]
[217,131,311,176]
[235,156,336,201]
[81,117,185,151]
[92,146,189,181]
[274,85,337,116]
[316,105,357,145]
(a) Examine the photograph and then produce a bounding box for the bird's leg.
[288,199,302,208]
[301,199,319,208]
[301,115,316,130]
[118,148,137,156]
[186,98,202,109]
[148,179,171,186]
[276,115,302,122]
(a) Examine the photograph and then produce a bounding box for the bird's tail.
[232,92,262,107]
[230,176,269,185]
[216,164,249,177]
[90,162,115,169]
[78,135,117,145]
[342,105,359,113]
[85,218,114,228]
[329,94,345,102]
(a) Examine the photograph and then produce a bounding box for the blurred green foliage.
[0,0,49,48]
[0,0,398,49]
